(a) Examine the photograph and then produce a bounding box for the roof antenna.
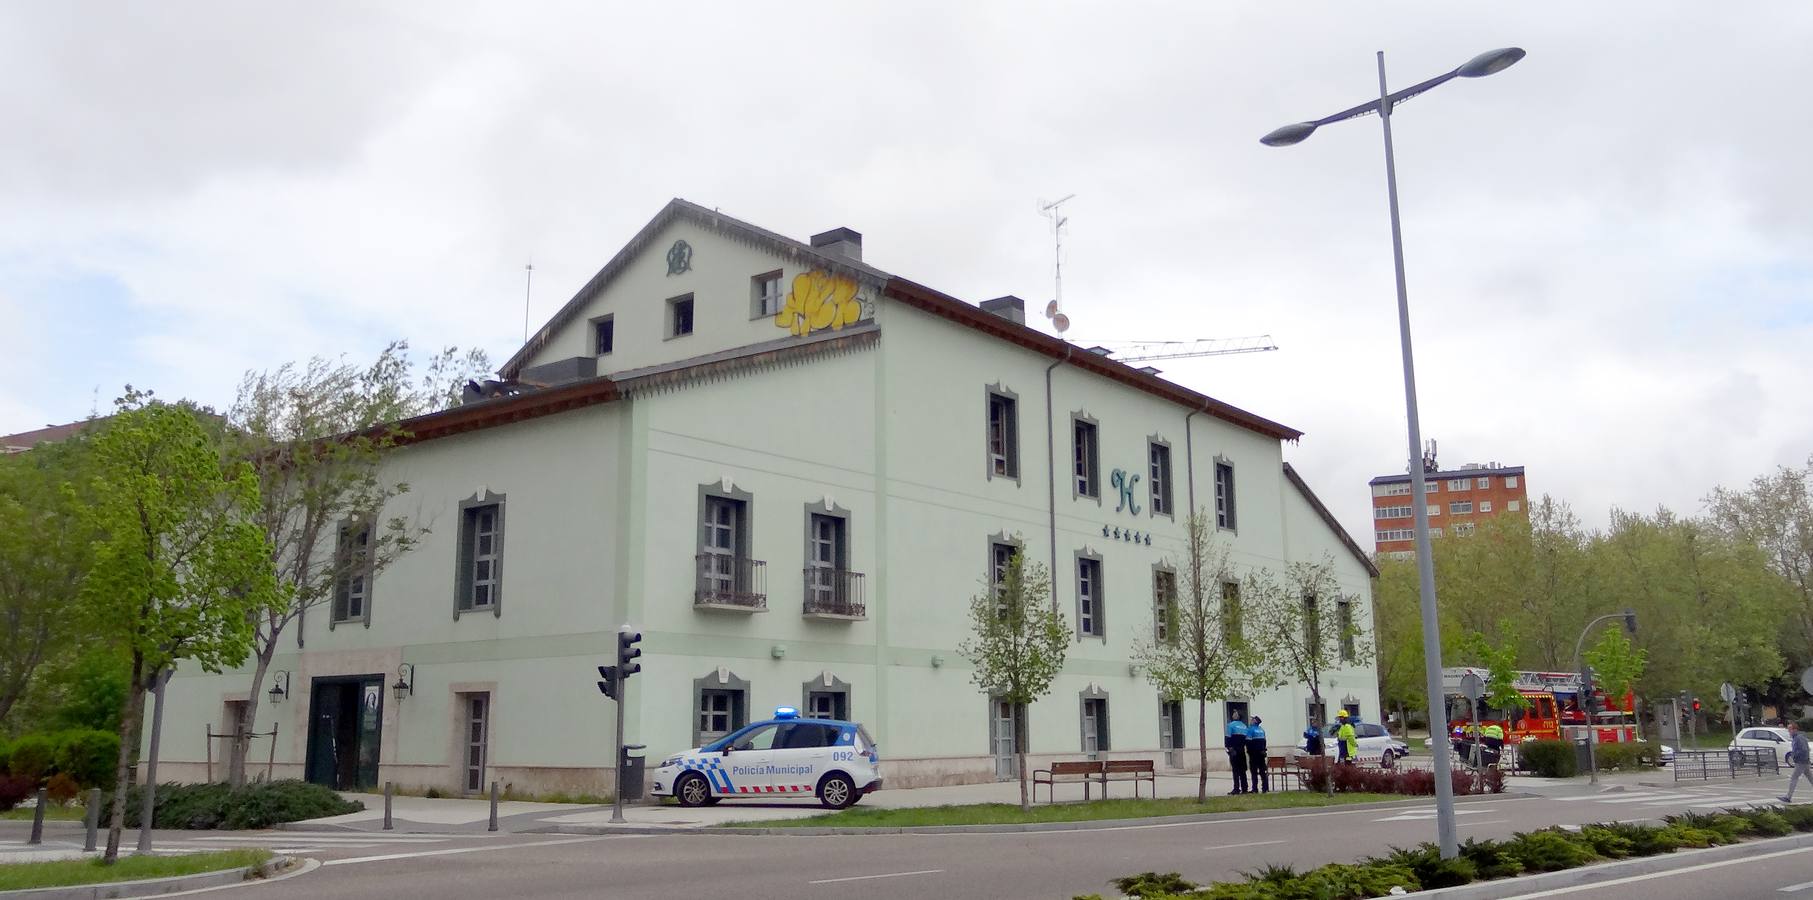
[1037,194,1075,337]
[522,262,534,343]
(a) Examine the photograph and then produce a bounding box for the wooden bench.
[1102,759,1158,798]
[1034,760,1103,802]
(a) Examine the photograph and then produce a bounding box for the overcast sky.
[4,2,1809,546]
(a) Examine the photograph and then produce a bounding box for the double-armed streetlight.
[1262,46,1525,860]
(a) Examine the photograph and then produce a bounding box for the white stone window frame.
[1075,547,1105,640]
[455,490,506,620]
[1147,434,1174,519]
[1071,411,1101,502]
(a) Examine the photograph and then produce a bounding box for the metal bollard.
[27,788,47,845]
[488,782,499,832]
[383,782,394,831]
[84,789,101,852]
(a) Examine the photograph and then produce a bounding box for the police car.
[651,707,881,809]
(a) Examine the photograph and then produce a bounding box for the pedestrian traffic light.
[617,630,643,678]
[1691,698,1701,713]
[596,664,619,701]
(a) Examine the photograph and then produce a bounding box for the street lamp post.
[1574,610,1639,785]
[1263,46,1525,860]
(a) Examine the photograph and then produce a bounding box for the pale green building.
[154,199,1380,794]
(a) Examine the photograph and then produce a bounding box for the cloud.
[3,1,1810,545]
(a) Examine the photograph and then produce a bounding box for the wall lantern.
[931,655,945,669]
[391,663,415,701]
[771,645,787,660]
[267,670,291,705]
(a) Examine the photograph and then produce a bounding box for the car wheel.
[818,773,857,810]
[675,772,712,808]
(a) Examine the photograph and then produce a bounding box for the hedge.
[1081,806,1813,899]
[1518,739,1577,778]
[1301,760,1506,796]
[0,774,33,811]
[6,734,57,783]
[0,730,121,789]
[104,780,363,830]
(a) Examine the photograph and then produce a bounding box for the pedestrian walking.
[1246,716,1270,793]
[1782,721,1812,803]
[1225,714,1249,795]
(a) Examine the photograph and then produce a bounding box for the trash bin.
[1573,738,1592,771]
[619,745,646,801]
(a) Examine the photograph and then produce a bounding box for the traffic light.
[1691,698,1701,713]
[596,664,619,701]
[617,630,643,678]
[1622,609,1638,634]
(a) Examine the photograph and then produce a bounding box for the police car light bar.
[774,706,800,719]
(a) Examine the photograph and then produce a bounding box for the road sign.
[1460,672,1484,701]
[1720,682,1735,703]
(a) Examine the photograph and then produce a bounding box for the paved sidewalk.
[293,771,1261,832]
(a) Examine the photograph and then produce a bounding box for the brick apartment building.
[1369,460,1528,557]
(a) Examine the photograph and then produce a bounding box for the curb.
[529,792,1532,837]
[0,855,299,900]
[1411,832,1813,898]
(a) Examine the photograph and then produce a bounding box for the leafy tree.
[1459,631,1530,717]
[0,434,99,726]
[956,546,1066,812]
[1368,554,1427,734]
[221,342,487,785]
[1707,457,1813,671]
[1584,627,1647,704]
[75,398,281,862]
[1248,556,1376,733]
[1132,512,1254,801]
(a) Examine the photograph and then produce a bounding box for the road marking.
[808,869,944,885]
[1375,809,1491,822]
[985,797,1538,836]
[1495,845,1813,897]
[192,835,452,843]
[1203,840,1288,851]
[321,835,621,866]
[1456,819,1510,828]
[1597,794,1701,804]
[1779,879,1813,893]
[1552,793,1664,802]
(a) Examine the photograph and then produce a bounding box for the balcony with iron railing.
[801,567,866,620]
[694,553,767,612]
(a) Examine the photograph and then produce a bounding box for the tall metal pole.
[137,669,173,854]
[610,668,627,824]
[1377,50,1458,860]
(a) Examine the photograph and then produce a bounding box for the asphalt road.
[5,780,1805,899]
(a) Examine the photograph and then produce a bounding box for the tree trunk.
[1196,696,1209,803]
[1015,702,1030,813]
[104,658,147,864]
[230,646,275,787]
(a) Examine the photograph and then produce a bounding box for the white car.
[1729,726,1793,767]
[1297,721,1409,762]
[650,708,881,809]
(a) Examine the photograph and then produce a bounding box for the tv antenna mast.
[1037,194,1075,336]
[522,263,535,343]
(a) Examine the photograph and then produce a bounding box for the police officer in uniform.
[1225,714,1249,794]
[1245,716,1270,793]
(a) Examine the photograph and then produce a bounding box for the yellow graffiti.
[775,271,863,336]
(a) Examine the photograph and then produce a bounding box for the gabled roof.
[501,198,892,379]
[1283,462,1379,577]
[2,417,106,452]
[502,199,1302,443]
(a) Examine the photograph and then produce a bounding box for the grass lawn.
[0,849,271,892]
[731,791,1401,828]
[0,804,87,821]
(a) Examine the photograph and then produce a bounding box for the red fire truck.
[1441,667,1638,746]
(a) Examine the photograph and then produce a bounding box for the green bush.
[1295,862,1421,899]
[1595,743,1662,771]
[105,780,362,830]
[1731,809,1793,837]
[1459,837,1524,879]
[53,730,120,790]
[1776,804,1813,832]
[1518,740,1578,778]
[1577,825,1635,858]
[1503,829,1597,872]
[7,734,56,783]
[1659,824,1723,848]
[1110,872,1196,898]
[1381,844,1476,888]
[1597,820,1682,855]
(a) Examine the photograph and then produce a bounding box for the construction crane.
[1077,336,1280,364]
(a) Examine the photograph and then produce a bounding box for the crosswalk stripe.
[190,834,451,843]
[1597,793,1701,804]
[1551,793,1663,802]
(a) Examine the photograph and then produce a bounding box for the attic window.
[668,294,695,338]
[593,316,615,355]
[752,271,783,319]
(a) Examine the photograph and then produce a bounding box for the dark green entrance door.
[305,676,383,790]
